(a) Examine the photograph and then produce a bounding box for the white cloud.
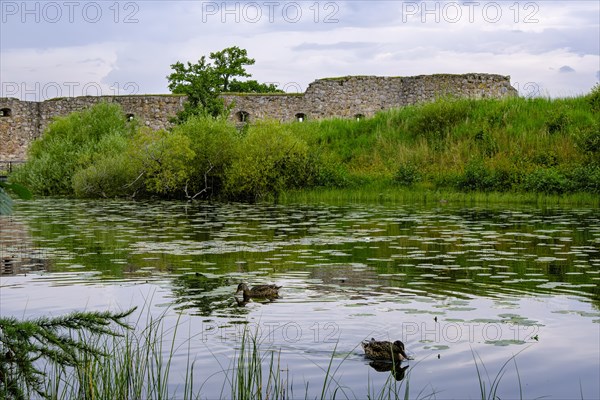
[1,1,598,100]
[1,44,119,100]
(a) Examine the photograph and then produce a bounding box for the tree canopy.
[167,46,283,121]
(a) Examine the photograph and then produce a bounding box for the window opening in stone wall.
[236,111,250,123]
[354,113,365,121]
[0,108,12,117]
[295,113,306,122]
[126,113,135,121]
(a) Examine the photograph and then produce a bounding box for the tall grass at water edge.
[30,309,546,400]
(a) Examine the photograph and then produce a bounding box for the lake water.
[1,199,599,399]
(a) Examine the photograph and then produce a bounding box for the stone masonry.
[0,73,517,160]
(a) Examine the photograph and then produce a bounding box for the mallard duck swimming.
[236,283,281,301]
[361,338,409,362]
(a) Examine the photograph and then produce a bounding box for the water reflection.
[0,216,51,275]
[368,362,409,381]
[0,256,50,276]
[2,199,599,309]
[1,199,599,399]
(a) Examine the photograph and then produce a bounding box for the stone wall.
[38,95,187,133]
[0,98,40,161]
[0,73,517,160]
[224,74,517,122]
[0,95,186,161]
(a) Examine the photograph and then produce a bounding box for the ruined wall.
[0,95,186,160]
[38,95,187,133]
[221,93,306,122]
[225,73,517,122]
[0,98,40,161]
[0,73,517,160]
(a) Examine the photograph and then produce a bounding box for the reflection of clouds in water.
[4,198,600,399]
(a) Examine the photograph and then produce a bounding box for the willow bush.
[11,103,136,196]
[172,115,240,198]
[223,121,312,201]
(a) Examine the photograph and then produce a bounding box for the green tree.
[127,128,195,196]
[167,56,225,120]
[210,46,254,92]
[167,46,282,121]
[228,79,284,93]
[10,102,135,196]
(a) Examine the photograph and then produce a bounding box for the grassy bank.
[11,86,599,203]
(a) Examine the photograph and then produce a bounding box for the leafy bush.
[224,122,313,200]
[172,115,240,198]
[565,164,600,193]
[457,160,493,191]
[532,151,558,167]
[545,111,571,135]
[587,83,600,112]
[575,125,600,155]
[72,132,139,197]
[72,153,140,198]
[127,129,195,196]
[523,168,568,194]
[11,94,600,200]
[11,102,135,195]
[394,162,421,186]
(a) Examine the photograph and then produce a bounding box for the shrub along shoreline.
[11,86,600,204]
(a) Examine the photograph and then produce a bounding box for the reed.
[34,315,542,400]
[471,347,529,400]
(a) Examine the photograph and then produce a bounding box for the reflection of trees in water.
[10,199,600,307]
[170,273,254,317]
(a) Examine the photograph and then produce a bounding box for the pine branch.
[0,307,136,399]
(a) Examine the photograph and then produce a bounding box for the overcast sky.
[1,0,598,100]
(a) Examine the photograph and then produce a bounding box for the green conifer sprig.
[0,307,136,399]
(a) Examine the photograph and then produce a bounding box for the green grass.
[280,185,600,207]
[471,347,528,400]
[288,95,599,193]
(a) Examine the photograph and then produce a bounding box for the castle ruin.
[0,73,517,161]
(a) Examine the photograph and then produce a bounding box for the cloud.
[292,42,376,51]
[559,65,576,73]
[1,1,598,99]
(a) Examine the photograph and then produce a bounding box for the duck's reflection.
[233,295,278,308]
[368,361,409,381]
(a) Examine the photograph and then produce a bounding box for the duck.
[236,283,281,301]
[361,338,410,362]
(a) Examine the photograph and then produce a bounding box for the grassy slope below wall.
[10,87,600,203]
[282,91,600,200]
